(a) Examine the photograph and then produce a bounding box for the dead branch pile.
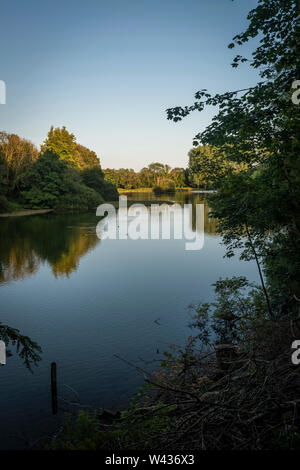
[114,318,300,450]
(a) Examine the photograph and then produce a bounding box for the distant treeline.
[104,146,245,191]
[0,128,245,213]
[103,163,188,191]
[0,127,118,212]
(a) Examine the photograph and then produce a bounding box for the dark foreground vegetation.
[48,279,300,450]
[47,0,300,450]
[0,126,118,213]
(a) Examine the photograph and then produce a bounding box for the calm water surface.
[0,192,259,448]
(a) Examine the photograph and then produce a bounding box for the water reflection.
[0,192,258,450]
[0,193,217,284]
[124,191,218,234]
[0,214,100,283]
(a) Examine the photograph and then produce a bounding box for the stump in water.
[51,362,58,415]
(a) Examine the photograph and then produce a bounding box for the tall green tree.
[0,132,38,195]
[169,167,187,188]
[41,126,79,166]
[76,144,101,170]
[42,126,103,170]
[40,126,117,201]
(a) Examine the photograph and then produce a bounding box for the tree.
[102,163,185,190]
[166,0,300,317]
[103,169,120,188]
[21,150,103,209]
[76,144,101,171]
[41,126,79,166]
[0,132,39,195]
[139,167,155,187]
[21,150,68,208]
[188,145,246,189]
[37,126,118,203]
[82,167,119,200]
[169,167,187,188]
[153,177,175,195]
[148,162,166,183]
[42,126,104,170]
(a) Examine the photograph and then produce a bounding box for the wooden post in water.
[51,362,58,415]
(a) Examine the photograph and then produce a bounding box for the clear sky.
[1,0,260,170]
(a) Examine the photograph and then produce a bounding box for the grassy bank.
[118,187,193,193]
[0,209,54,218]
[109,199,175,209]
[118,188,153,193]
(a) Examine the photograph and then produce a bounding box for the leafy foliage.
[153,177,176,195]
[0,321,41,371]
[166,0,300,317]
[48,411,102,450]
[0,132,38,196]
[0,127,118,210]
[41,126,79,166]
[82,167,119,201]
[188,145,247,189]
[188,276,267,346]
[20,150,104,210]
[103,163,188,190]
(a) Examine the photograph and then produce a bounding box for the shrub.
[55,183,104,211]
[21,151,104,210]
[101,180,119,201]
[153,178,175,195]
[82,167,119,201]
[48,411,102,450]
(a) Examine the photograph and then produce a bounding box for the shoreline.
[118,187,194,193]
[0,209,54,218]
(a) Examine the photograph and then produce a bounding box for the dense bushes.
[153,178,176,195]
[20,151,104,210]
[47,277,300,451]
[104,164,188,190]
[0,132,39,197]
[0,195,9,213]
[48,411,102,450]
[0,127,118,211]
[54,183,104,212]
[82,167,118,201]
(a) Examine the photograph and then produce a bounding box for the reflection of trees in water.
[165,192,218,234]
[195,203,218,235]
[0,239,40,283]
[0,214,100,283]
[51,229,99,277]
[0,196,216,283]
[126,191,218,235]
[183,198,218,235]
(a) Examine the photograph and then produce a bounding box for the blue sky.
[1,0,259,170]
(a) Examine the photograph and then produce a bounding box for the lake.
[0,191,259,449]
